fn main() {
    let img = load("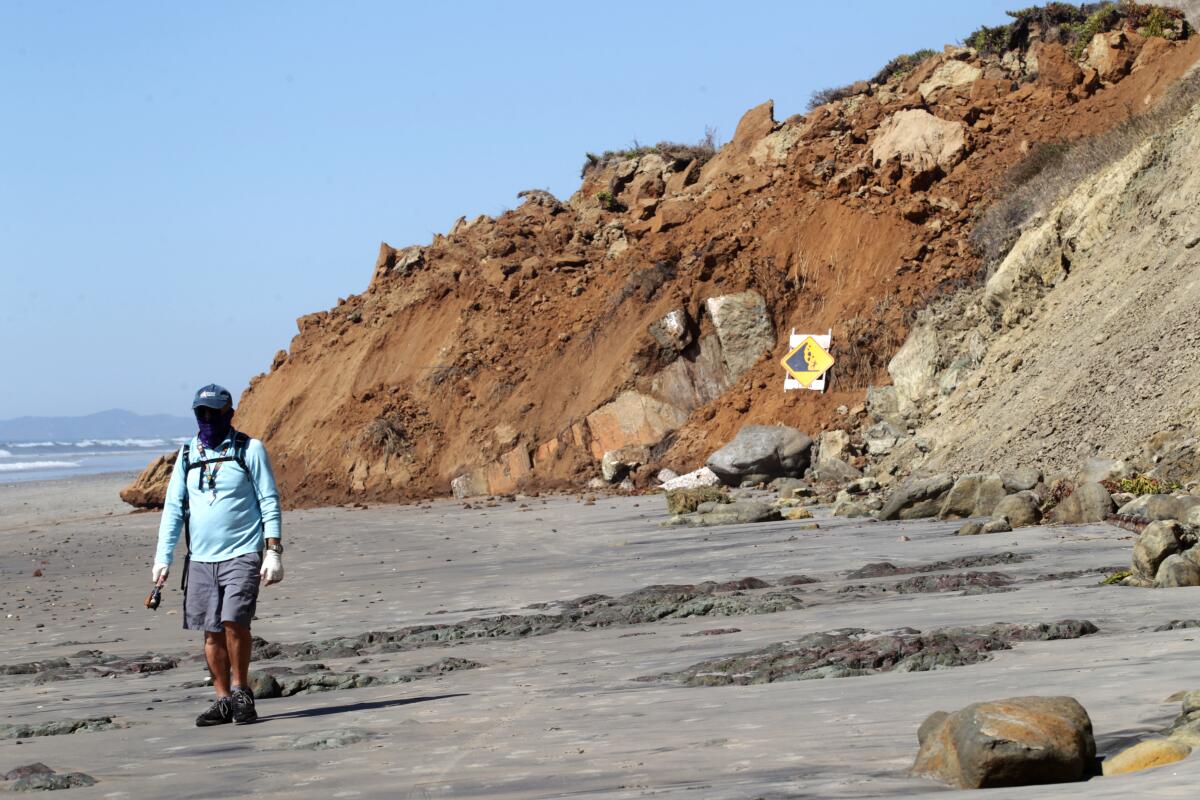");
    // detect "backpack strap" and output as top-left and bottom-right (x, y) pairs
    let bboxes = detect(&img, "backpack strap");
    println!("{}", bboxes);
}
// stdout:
(178, 443), (191, 594)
